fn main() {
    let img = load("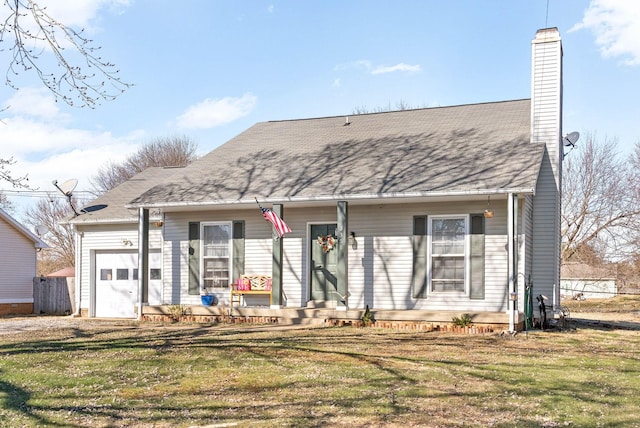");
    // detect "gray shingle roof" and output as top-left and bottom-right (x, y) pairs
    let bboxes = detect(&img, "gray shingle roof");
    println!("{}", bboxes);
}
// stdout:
(72, 166), (184, 223)
(130, 99), (543, 208)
